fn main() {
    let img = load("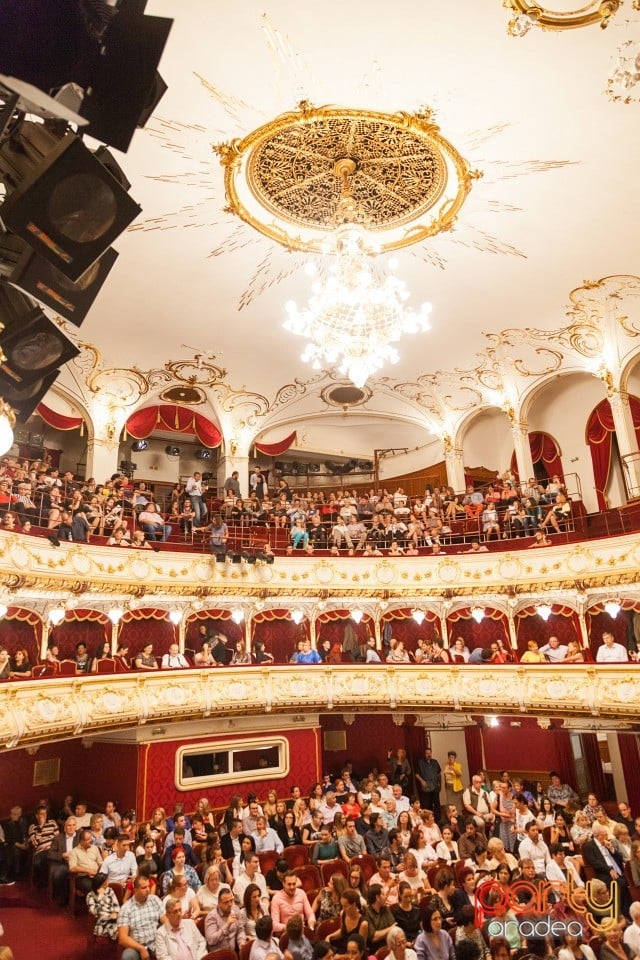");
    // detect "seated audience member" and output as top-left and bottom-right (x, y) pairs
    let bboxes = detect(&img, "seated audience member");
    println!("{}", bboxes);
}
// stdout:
(520, 640), (545, 663)
(596, 631), (629, 662)
(249, 915), (283, 960)
(546, 771), (579, 810)
(363, 883), (397, 949)
(28, 804), (59, 886)
(138, 502), (172, 542)
(161, 643), (190, 669)
(528, 530), (552, 548)
(137, 838), (162, 877)
(195, 865), (231, 917)
(539, 492), (571, 534)
(270, 871), (316, 934)
(117, 873), (165, 960)
(87, 871), (121, 942)
(205, 886), (246, 952)
(134, 643), (159, 671)
(286, 913), (314, 960)
(539, 636), (568, 662)
(102, 835), (138, 884)
(155, 896), (206, 959)
(162, 873), (198, 920)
